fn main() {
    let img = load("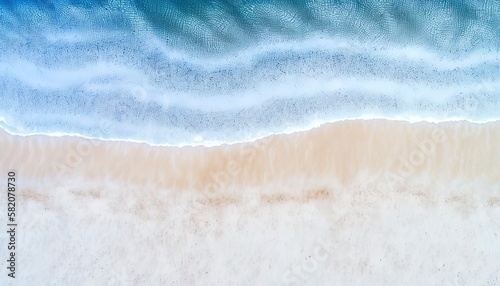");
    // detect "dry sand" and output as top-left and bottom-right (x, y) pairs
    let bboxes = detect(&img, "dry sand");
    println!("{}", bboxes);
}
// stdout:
(0, 119), (499, 285)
